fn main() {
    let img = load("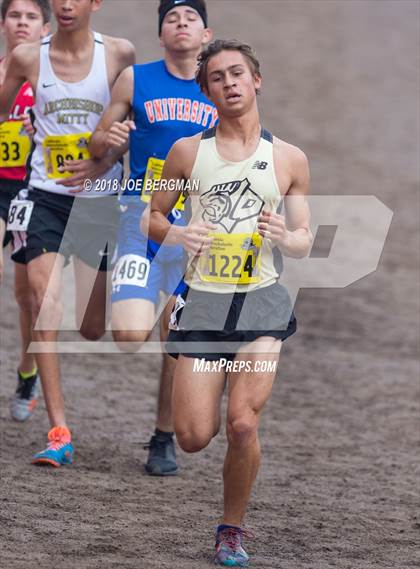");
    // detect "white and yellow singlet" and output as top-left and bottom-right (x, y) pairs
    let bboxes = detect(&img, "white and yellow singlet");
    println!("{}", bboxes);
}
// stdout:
(186, 127), (282, 294)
